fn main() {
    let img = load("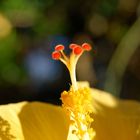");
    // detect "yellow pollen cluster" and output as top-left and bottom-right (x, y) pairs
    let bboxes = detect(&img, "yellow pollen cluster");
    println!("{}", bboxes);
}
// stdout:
(61, 87), (94, 139)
